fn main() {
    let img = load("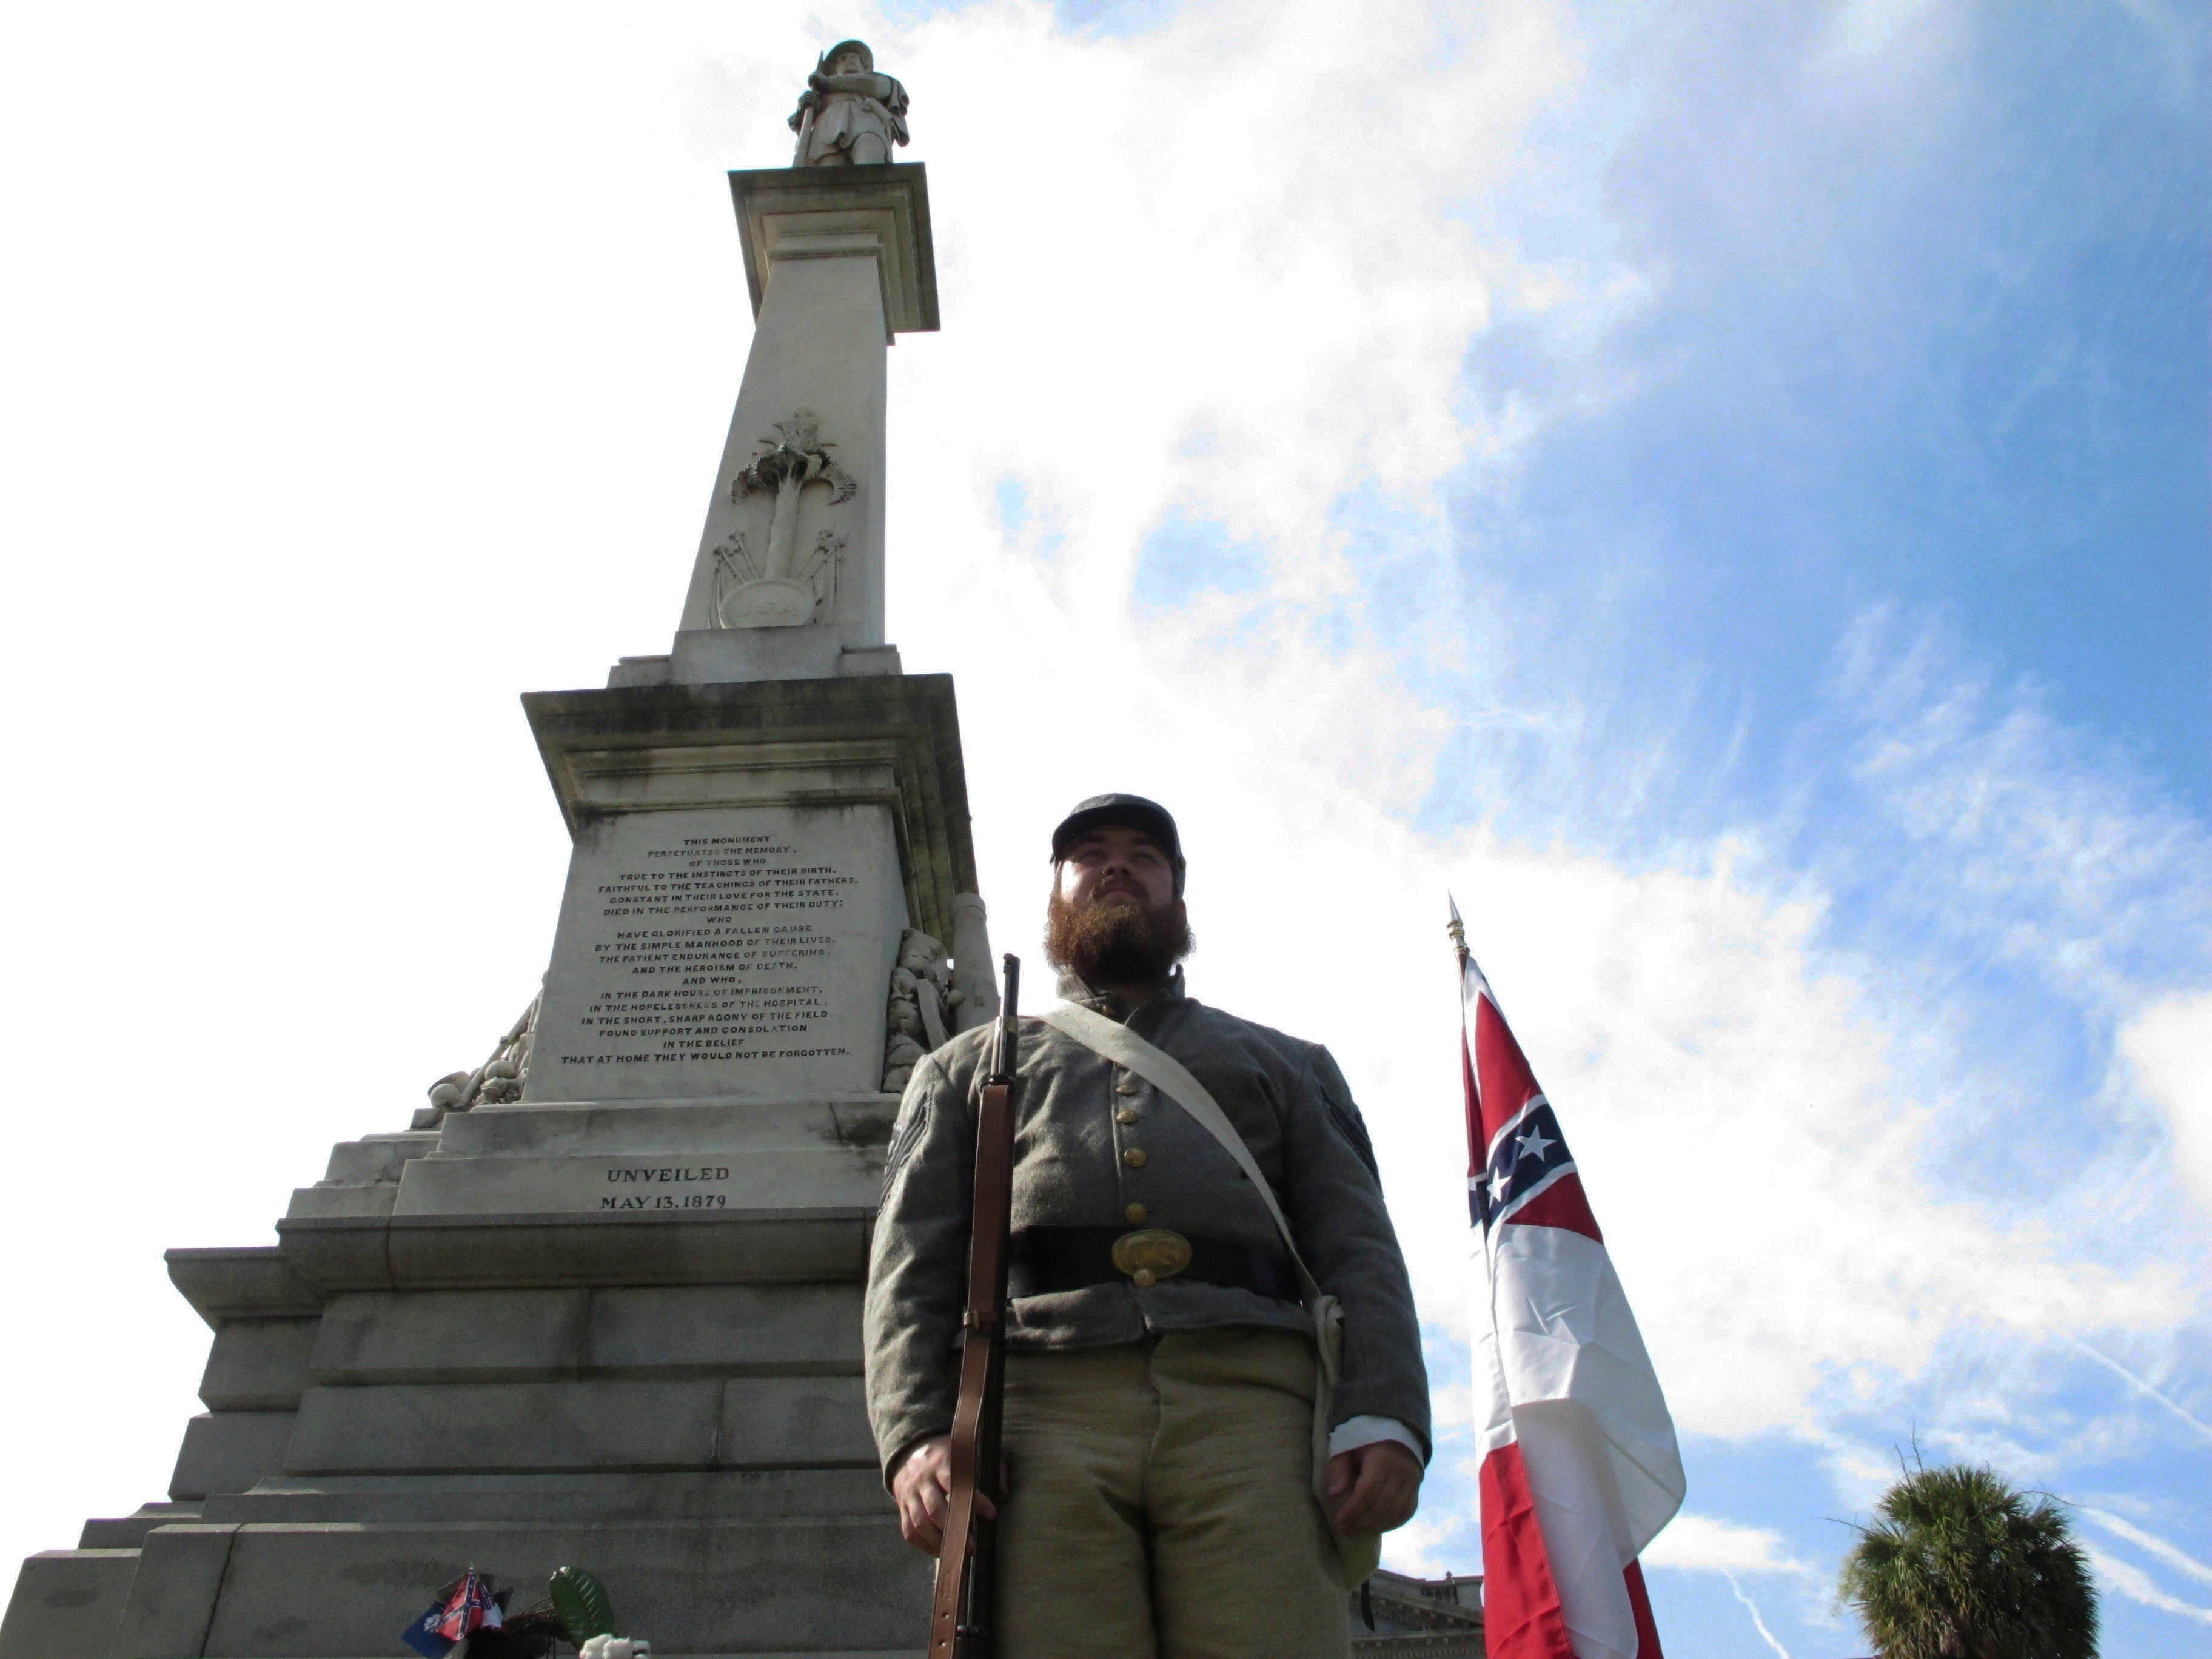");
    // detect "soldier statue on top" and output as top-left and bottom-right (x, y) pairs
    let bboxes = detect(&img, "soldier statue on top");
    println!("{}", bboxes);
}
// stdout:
(866, 794), (1430, 1658)
(789, 39), (910, 167)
